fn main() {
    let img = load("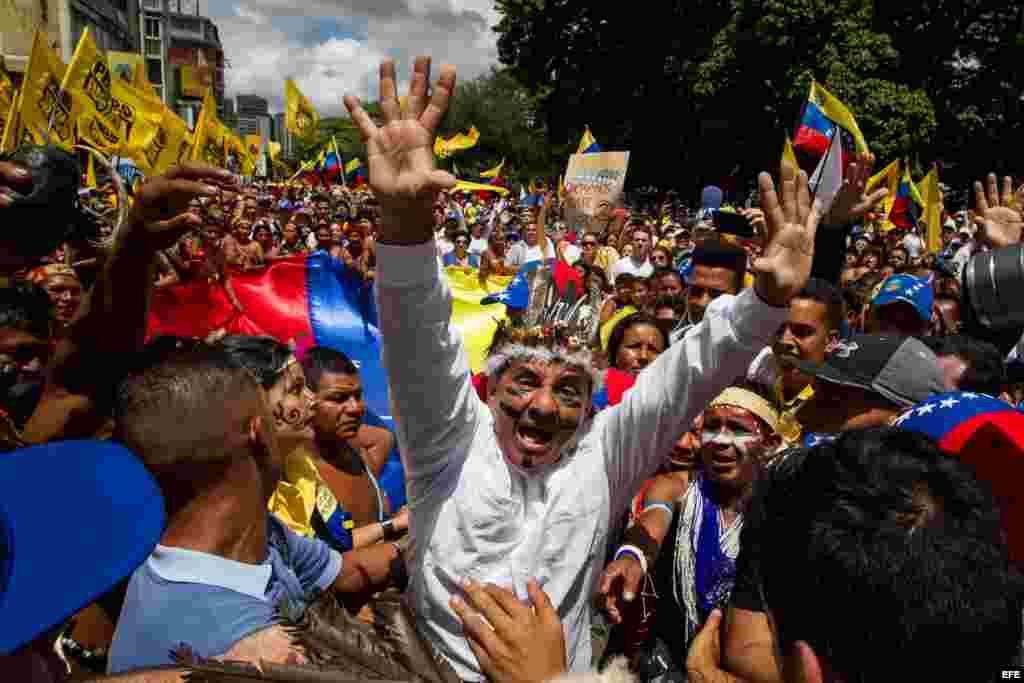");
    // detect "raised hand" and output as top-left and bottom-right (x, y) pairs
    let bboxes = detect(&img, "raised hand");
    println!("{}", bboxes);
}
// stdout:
(974, 174), (1023, 250)
(753, 161), (819, 307)
(823, 153), (888, 227)
(596, 556), (645, 624)
(450, 578), (566, 683)
(127, 163), (239, 251)
(344, 57), (458, 244)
